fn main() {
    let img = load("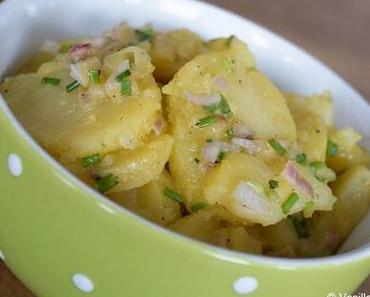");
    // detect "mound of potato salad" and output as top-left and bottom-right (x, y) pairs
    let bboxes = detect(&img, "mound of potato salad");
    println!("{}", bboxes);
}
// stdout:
(2, 24), (370, 257)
